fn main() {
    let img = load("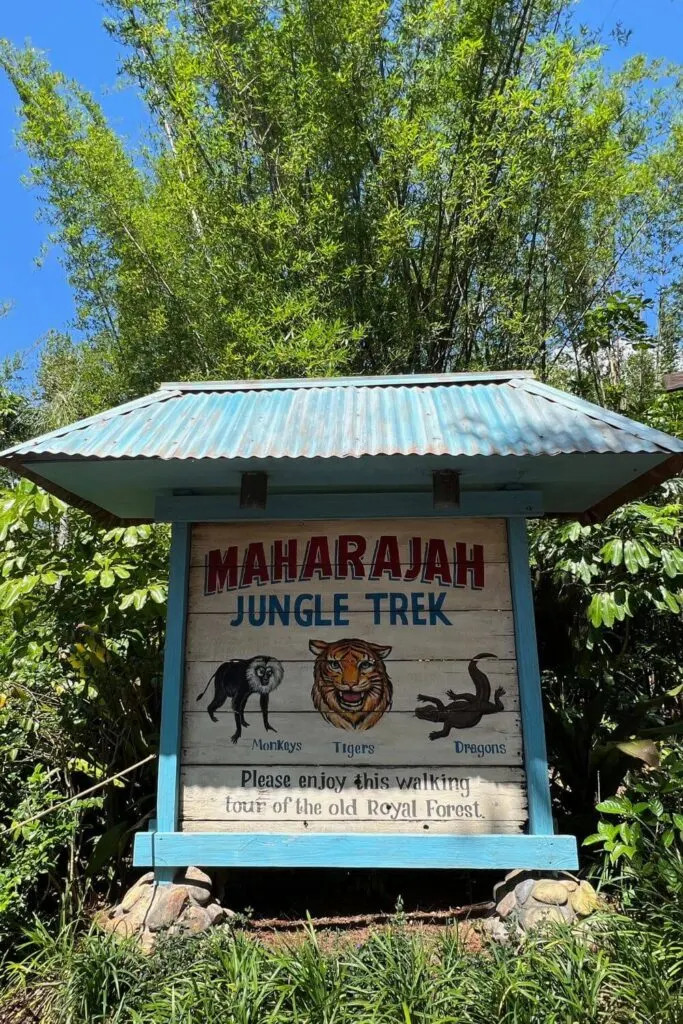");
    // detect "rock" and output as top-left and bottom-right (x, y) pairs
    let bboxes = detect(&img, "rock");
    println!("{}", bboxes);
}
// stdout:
(521, 904), (566, 930)
(182, 905), (211, 935)
(92, 868), (231, 950)
(133, 871), (155, 888)
(111, 916), (138, 939)
(569, 881), (601, 917)
(178, 866), (212, 888)
(187, 886), (212, 905)
(492, 869), (523, 904)
(121, 885), (146, 913)
(532, 880), (569, 906)
(174, 867), (213, 905)
(139, 930), (157, 955)
(93, 908), (116, 932)
(181, 882), (212, 905)
(206, 903), (228, 925)
(124, 885), (155, 932)
(482, 916), (511, 945)
(147, 885), (189, 932)
(496, 891), (517, 920)
(514, 878), (535, 906)
(488, 870), (607, 942)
